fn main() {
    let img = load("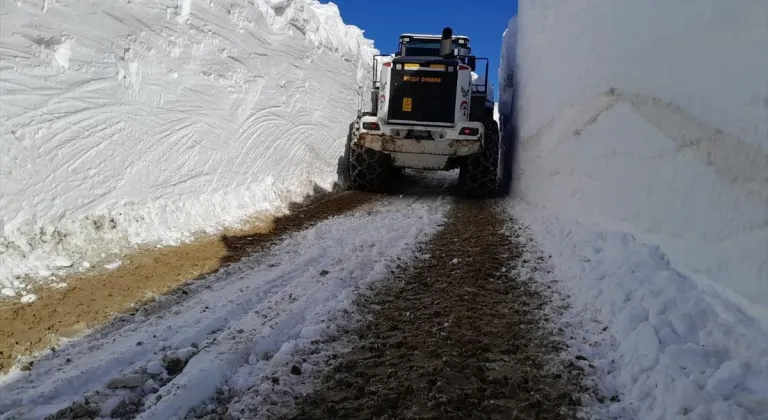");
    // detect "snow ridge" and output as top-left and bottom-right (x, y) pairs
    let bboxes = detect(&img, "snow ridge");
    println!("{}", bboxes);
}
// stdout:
(0, 0), (378, 293)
